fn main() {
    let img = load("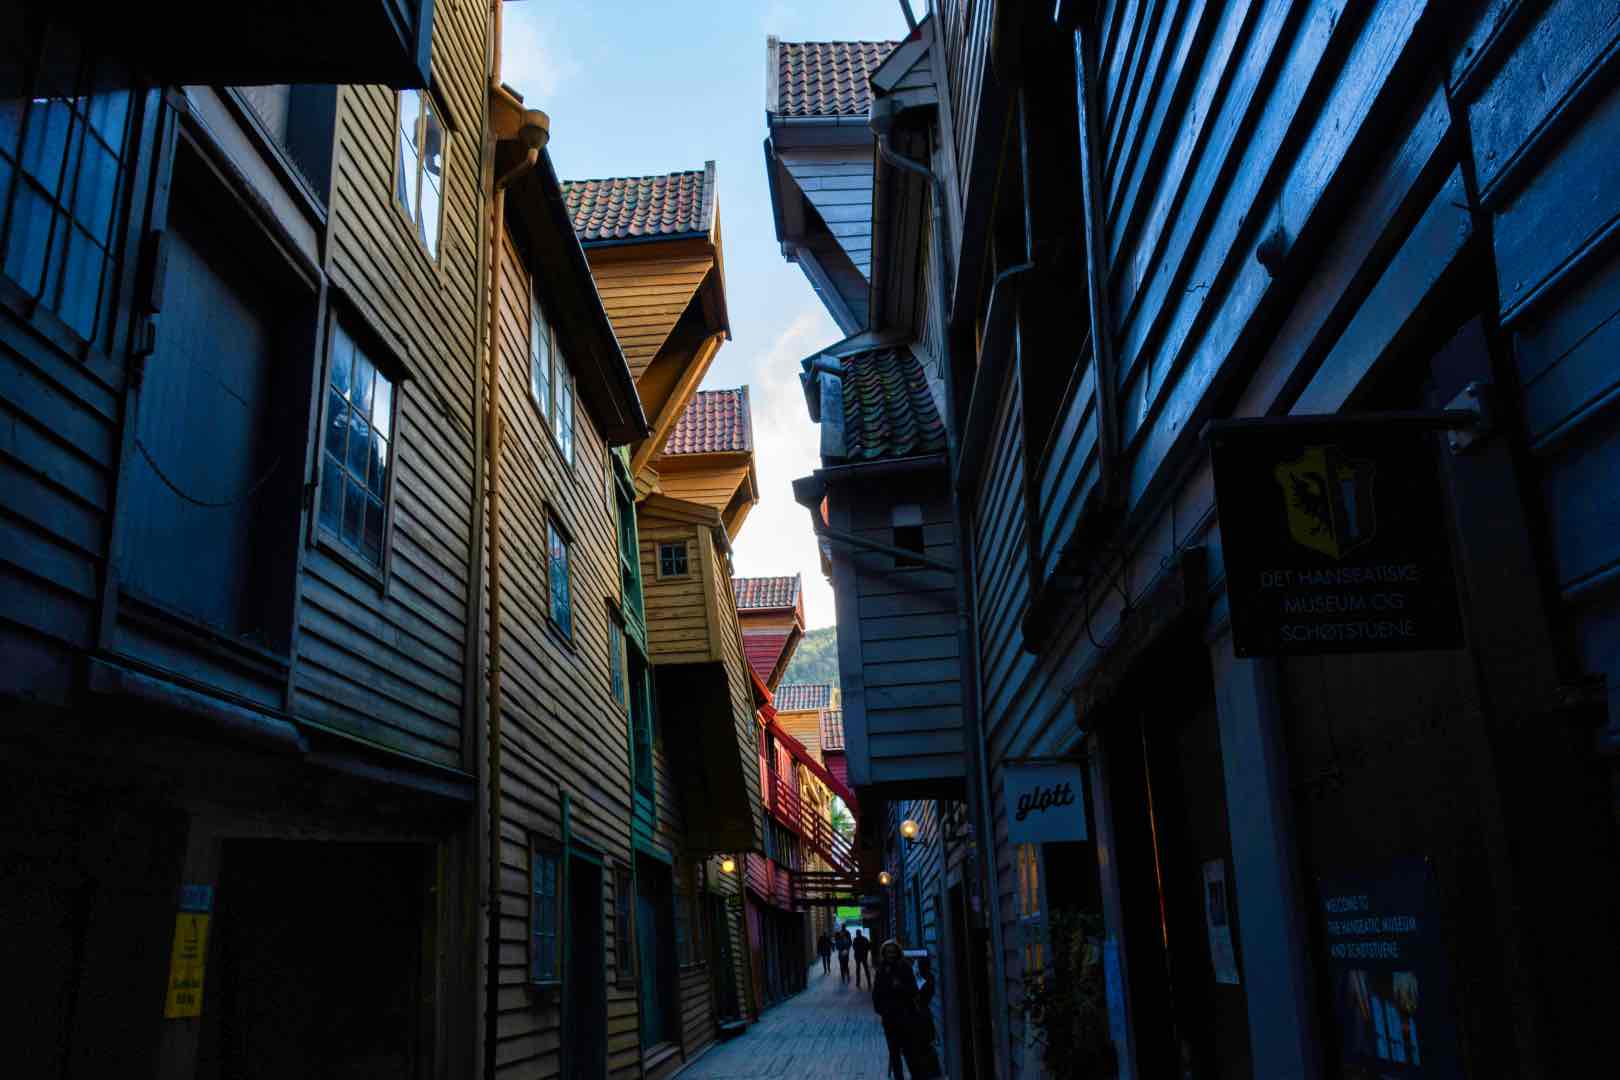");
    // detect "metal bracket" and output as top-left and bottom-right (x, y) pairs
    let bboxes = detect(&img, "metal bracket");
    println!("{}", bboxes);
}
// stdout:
(1445, 381), (1493, 454)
